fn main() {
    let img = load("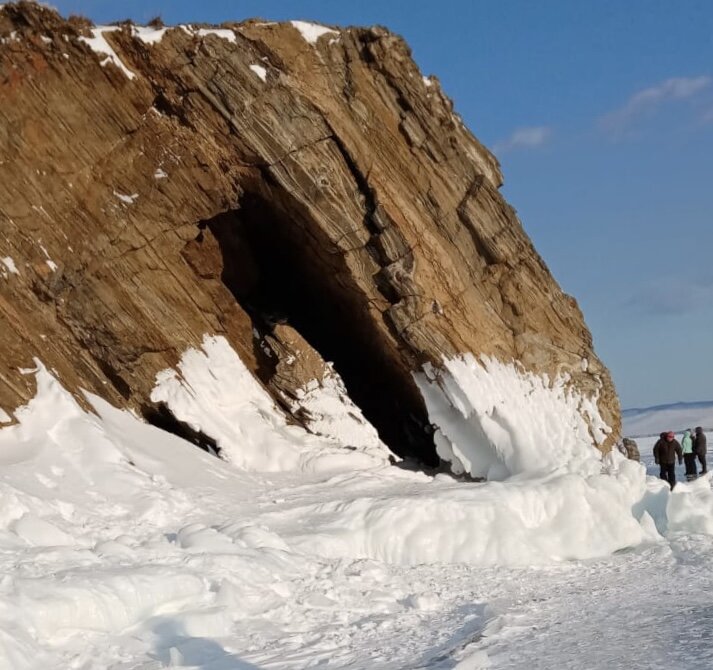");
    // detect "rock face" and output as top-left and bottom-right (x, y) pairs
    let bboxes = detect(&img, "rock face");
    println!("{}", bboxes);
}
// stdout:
(0, 3), (620, 464)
